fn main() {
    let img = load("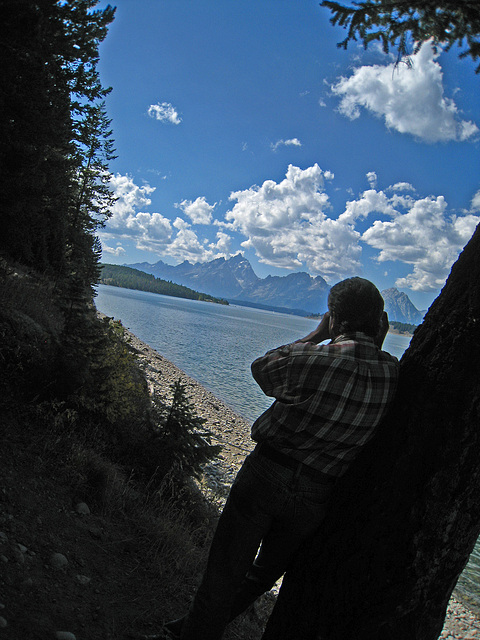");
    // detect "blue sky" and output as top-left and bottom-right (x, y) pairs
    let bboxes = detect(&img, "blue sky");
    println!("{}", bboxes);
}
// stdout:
(97, 0), (480, 310)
